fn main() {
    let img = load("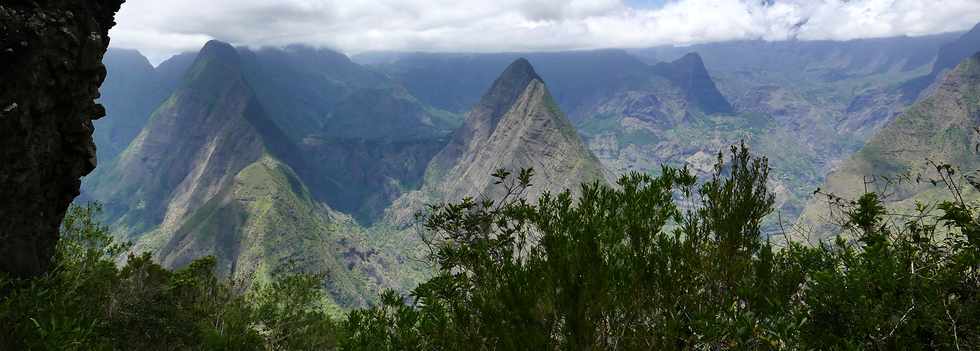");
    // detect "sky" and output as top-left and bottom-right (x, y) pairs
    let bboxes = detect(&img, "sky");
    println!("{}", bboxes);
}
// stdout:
(109, 0), (980, 65)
